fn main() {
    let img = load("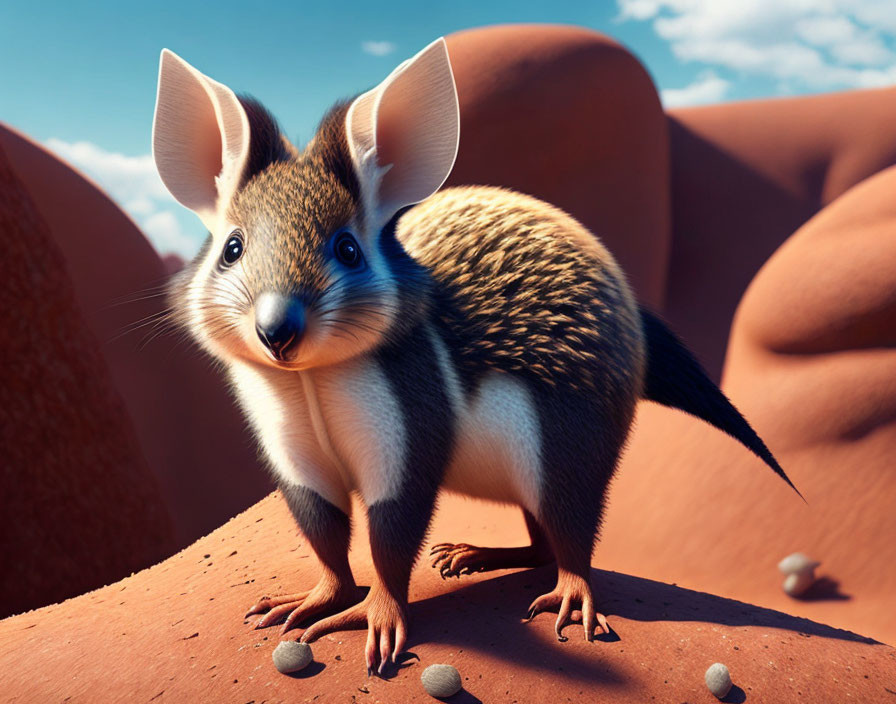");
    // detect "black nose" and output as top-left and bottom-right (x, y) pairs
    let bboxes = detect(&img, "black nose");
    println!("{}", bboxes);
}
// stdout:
(255, 293), (305, 360)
